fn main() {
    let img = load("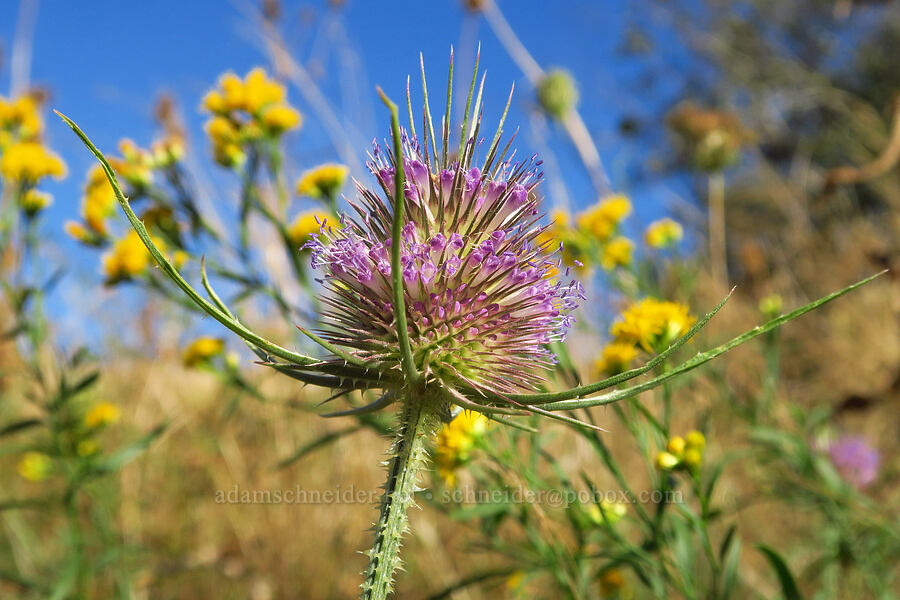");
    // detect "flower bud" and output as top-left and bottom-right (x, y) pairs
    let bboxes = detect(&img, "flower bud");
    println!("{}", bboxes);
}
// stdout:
(536, 69), (578, 120)
(656, 451), (679, 471)
(667, 436), (686, 457)
(759, 294), (783, 319)
(20, 189), (52, 217)
(18, 452), (52, 482)
(685, 430), (706, 451)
